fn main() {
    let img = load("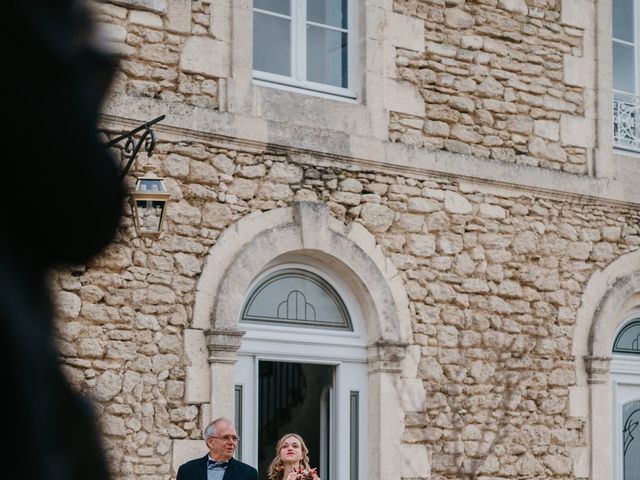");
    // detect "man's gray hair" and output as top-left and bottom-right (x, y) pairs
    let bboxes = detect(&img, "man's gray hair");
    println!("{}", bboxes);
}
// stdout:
(203, 417), (233, 441)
